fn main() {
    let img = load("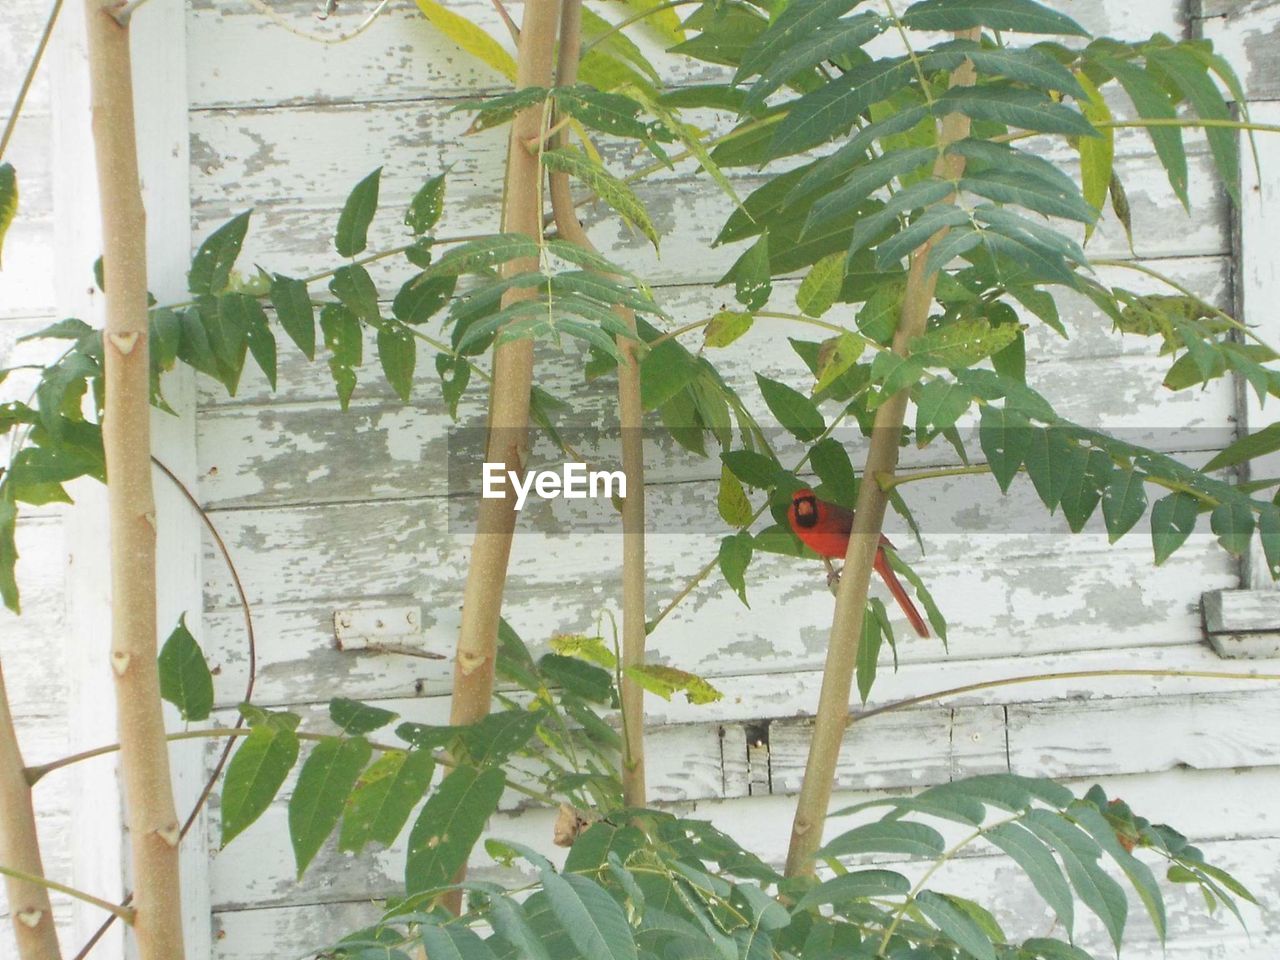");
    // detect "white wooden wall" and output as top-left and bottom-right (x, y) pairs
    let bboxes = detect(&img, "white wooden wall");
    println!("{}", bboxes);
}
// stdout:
(4, 0), (1280, 958)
